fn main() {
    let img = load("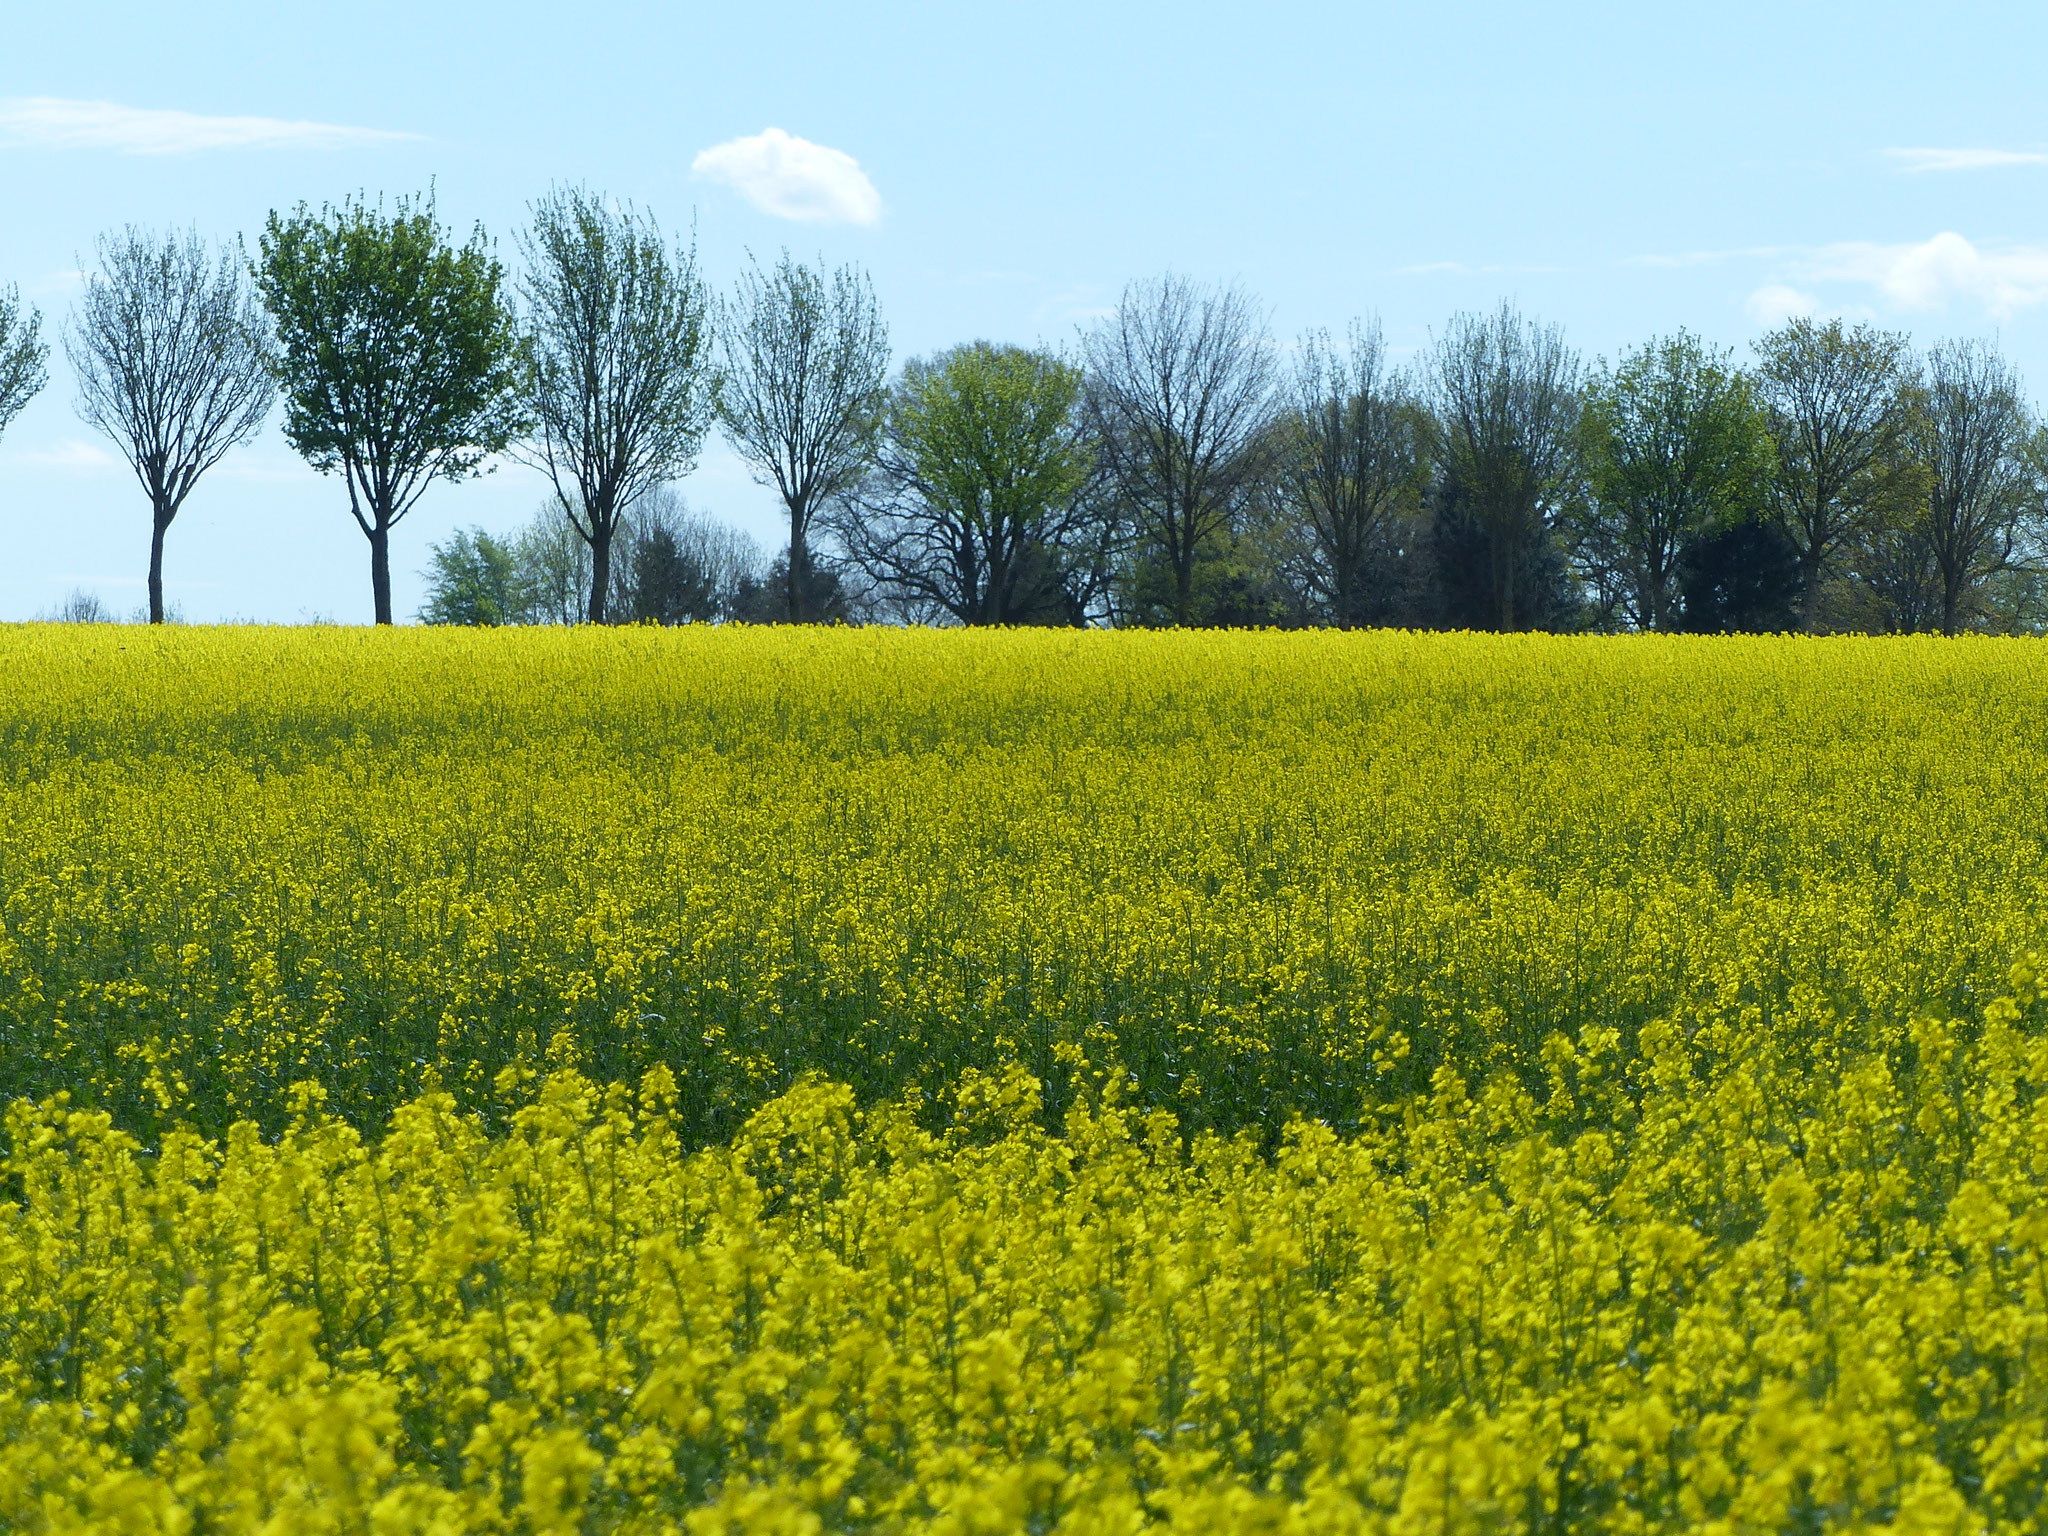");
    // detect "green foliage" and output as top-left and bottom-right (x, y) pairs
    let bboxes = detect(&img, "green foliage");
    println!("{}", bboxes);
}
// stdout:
(895, 344), (1090, 534)
(1751, 316), (1915, 627)
(1428, 303), (1585, 630)
(1113, 521), (1304, 628)
(1578, 330), (1775, 630)
(0, 282), (48, 436)
(255, 192), (528, 622)
(256, 192), (527, 498)
(846, 342), (1096, 624)
(624, 526), (717, 624)
(418, 526), (521, 626)
(1674, 518), (1802, 632)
